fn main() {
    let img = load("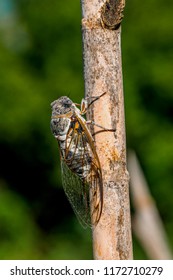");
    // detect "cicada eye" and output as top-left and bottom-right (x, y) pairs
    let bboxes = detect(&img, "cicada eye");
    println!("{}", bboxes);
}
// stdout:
(64, 99), (72, 108)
